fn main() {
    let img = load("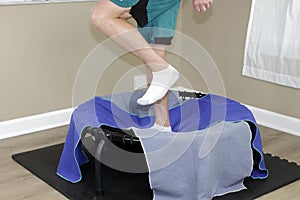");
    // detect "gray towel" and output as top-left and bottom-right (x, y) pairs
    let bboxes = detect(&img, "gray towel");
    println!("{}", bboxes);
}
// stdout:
(134, 121), (253, 200)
